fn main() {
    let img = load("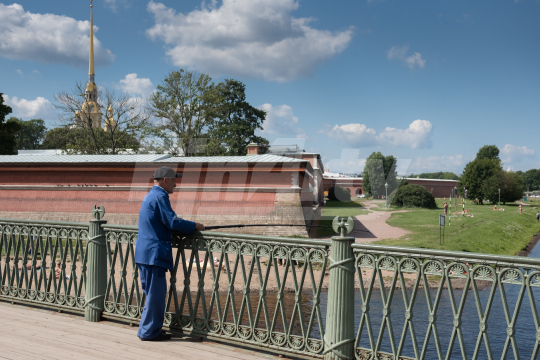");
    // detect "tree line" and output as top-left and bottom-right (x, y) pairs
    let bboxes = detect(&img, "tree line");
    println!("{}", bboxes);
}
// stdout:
(0, 69), (268, 156)
(357, 144), (531, 205)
